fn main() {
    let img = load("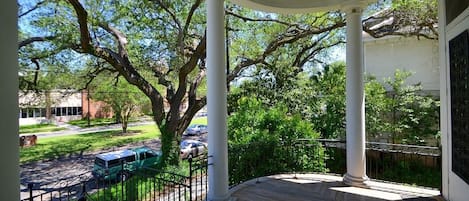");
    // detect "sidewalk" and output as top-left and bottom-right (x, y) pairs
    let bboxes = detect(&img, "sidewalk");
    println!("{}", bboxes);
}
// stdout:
(20, 120), (155, 138)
